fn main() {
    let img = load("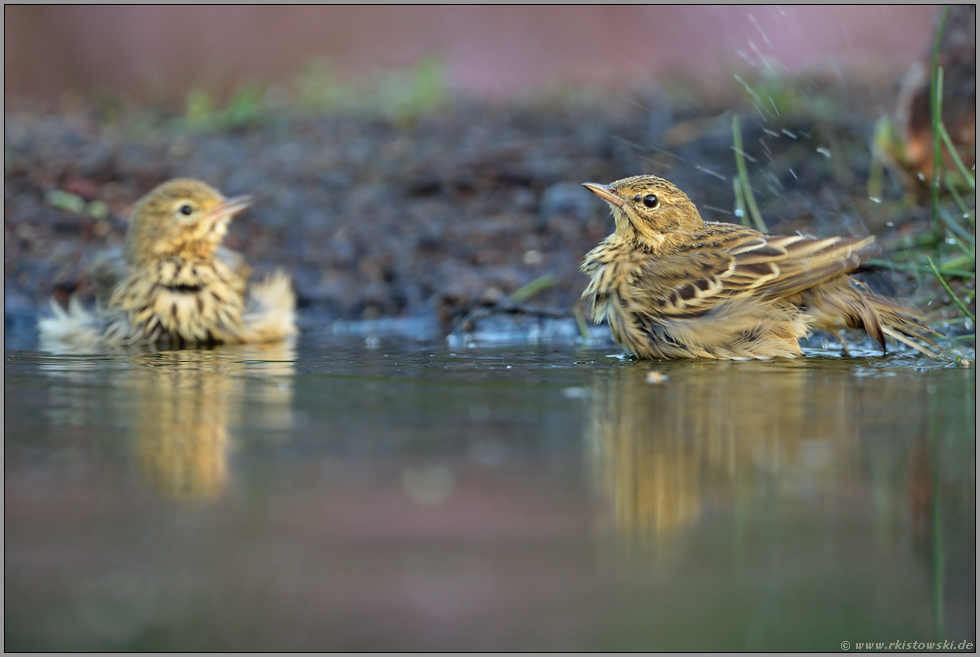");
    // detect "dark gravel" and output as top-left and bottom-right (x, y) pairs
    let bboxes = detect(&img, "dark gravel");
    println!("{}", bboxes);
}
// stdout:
(4, 78), (973, 338)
